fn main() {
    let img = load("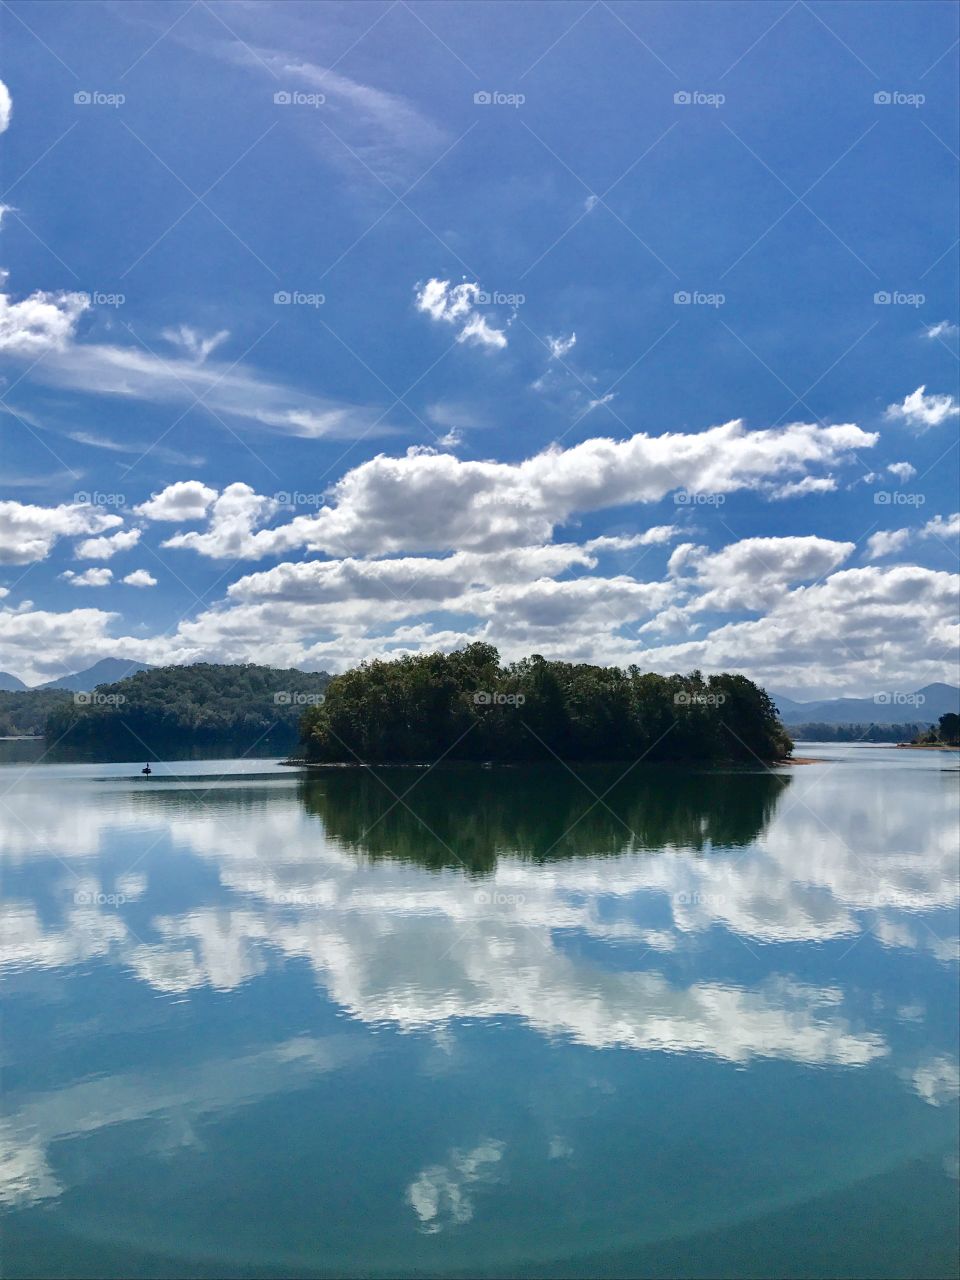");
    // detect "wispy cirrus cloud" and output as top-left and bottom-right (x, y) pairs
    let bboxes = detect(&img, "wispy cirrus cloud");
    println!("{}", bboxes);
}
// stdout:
(0, 286), (397, 441)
